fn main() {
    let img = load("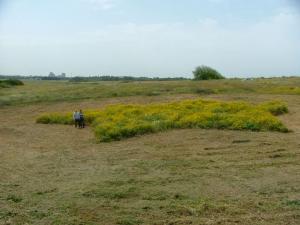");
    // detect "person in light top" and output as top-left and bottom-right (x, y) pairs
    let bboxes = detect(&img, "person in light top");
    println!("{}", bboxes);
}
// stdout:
(73, 110), (80, 128)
